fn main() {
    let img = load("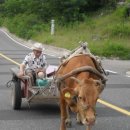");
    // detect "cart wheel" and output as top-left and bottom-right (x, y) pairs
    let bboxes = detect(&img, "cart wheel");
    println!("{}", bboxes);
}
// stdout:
(11, 79), (22, 110)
